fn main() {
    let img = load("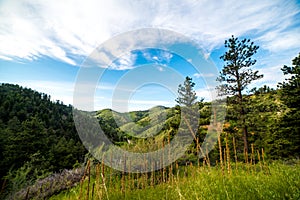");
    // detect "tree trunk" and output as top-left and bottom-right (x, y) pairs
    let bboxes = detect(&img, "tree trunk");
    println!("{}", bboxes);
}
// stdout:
(236, 71), (249, 160)
(241, 103), (249, 162)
